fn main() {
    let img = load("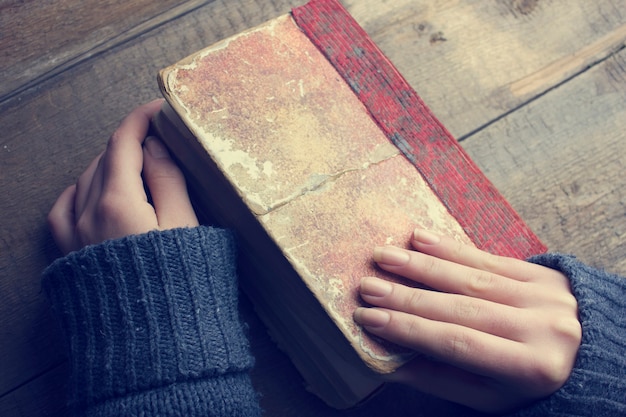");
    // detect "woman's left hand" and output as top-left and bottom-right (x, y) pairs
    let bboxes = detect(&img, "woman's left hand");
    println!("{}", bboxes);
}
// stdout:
(354, 229), (581, 413)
